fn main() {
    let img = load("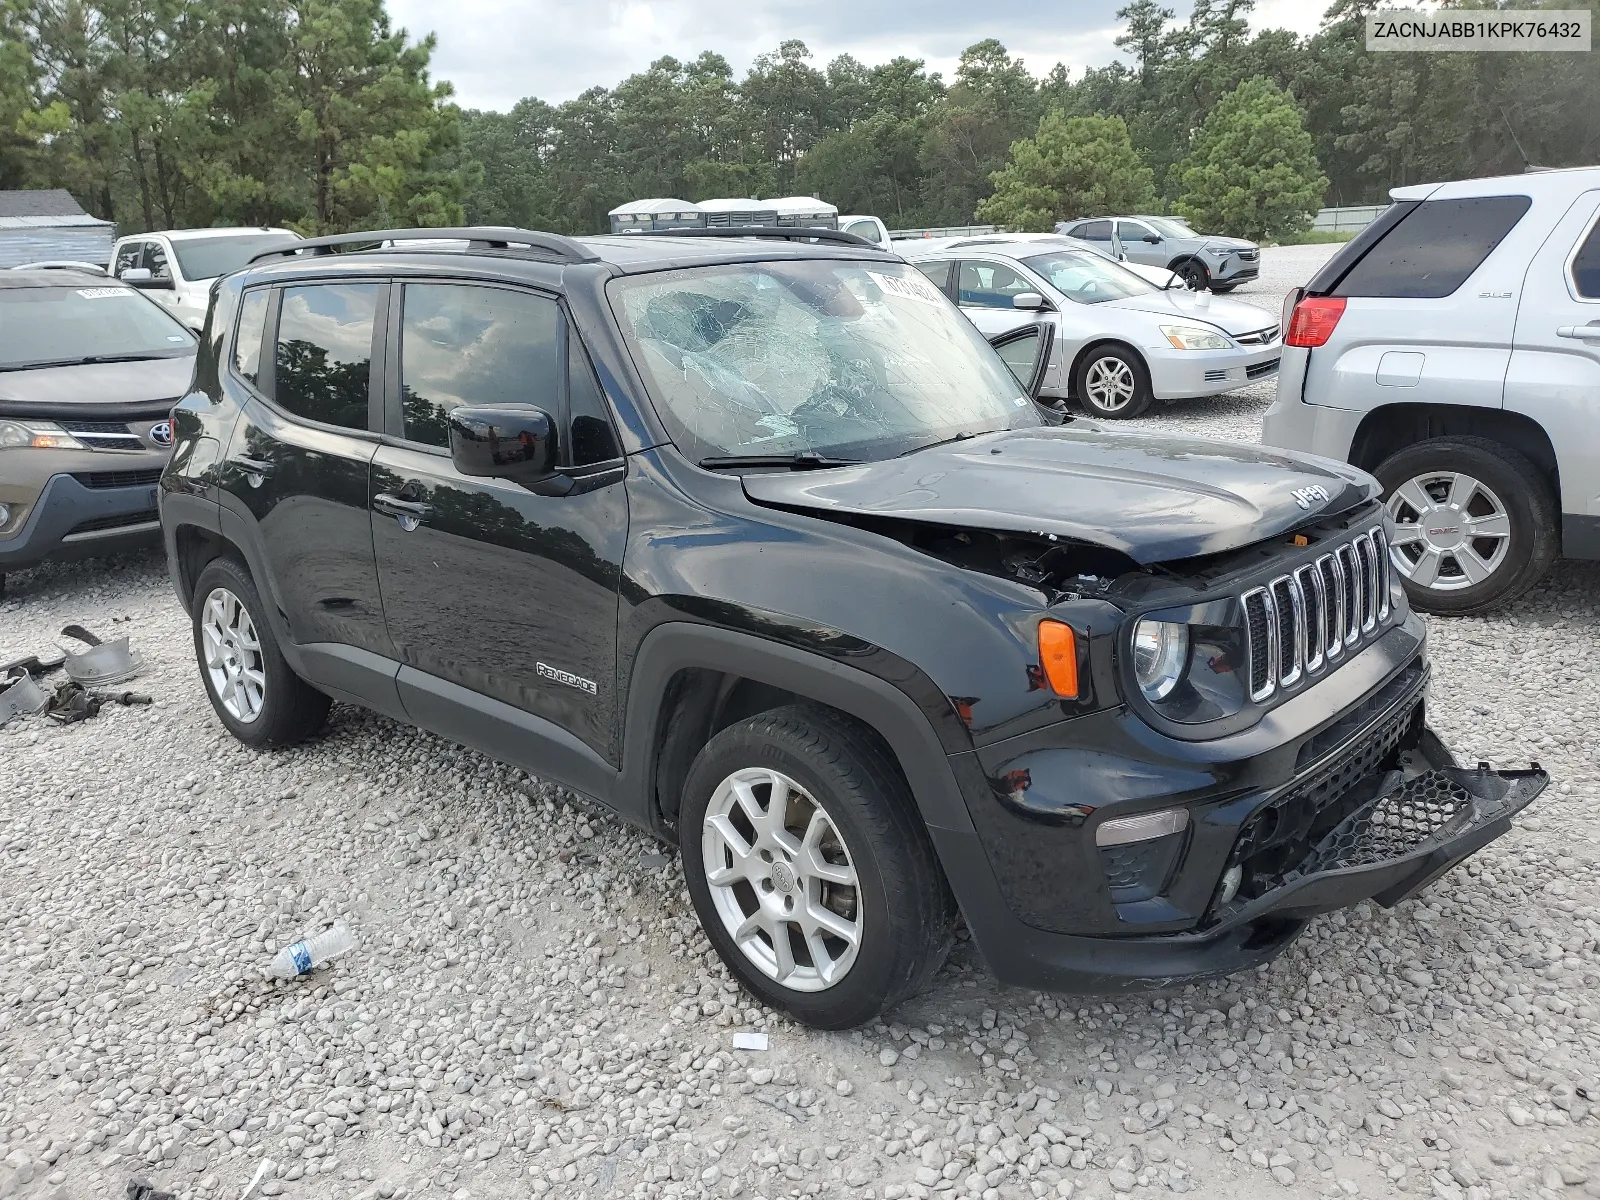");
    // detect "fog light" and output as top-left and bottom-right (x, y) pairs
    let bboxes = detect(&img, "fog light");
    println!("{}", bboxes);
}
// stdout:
(0, 503), (10, 528)
(1095, 807), (1190, 847)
